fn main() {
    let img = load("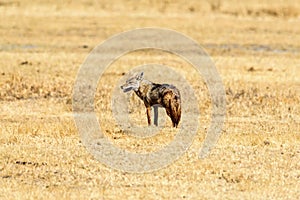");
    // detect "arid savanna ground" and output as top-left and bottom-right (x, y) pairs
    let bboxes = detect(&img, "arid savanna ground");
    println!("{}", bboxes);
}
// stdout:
(0, 0), (299, 199)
